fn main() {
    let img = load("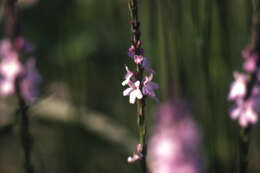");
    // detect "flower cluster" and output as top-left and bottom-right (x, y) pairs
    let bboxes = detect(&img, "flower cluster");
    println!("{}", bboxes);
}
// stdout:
(147, 100), (203, 173)
(228, 46), (260, 127)
(0, 38), (41, 105)
(122, 43), (159, 104)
